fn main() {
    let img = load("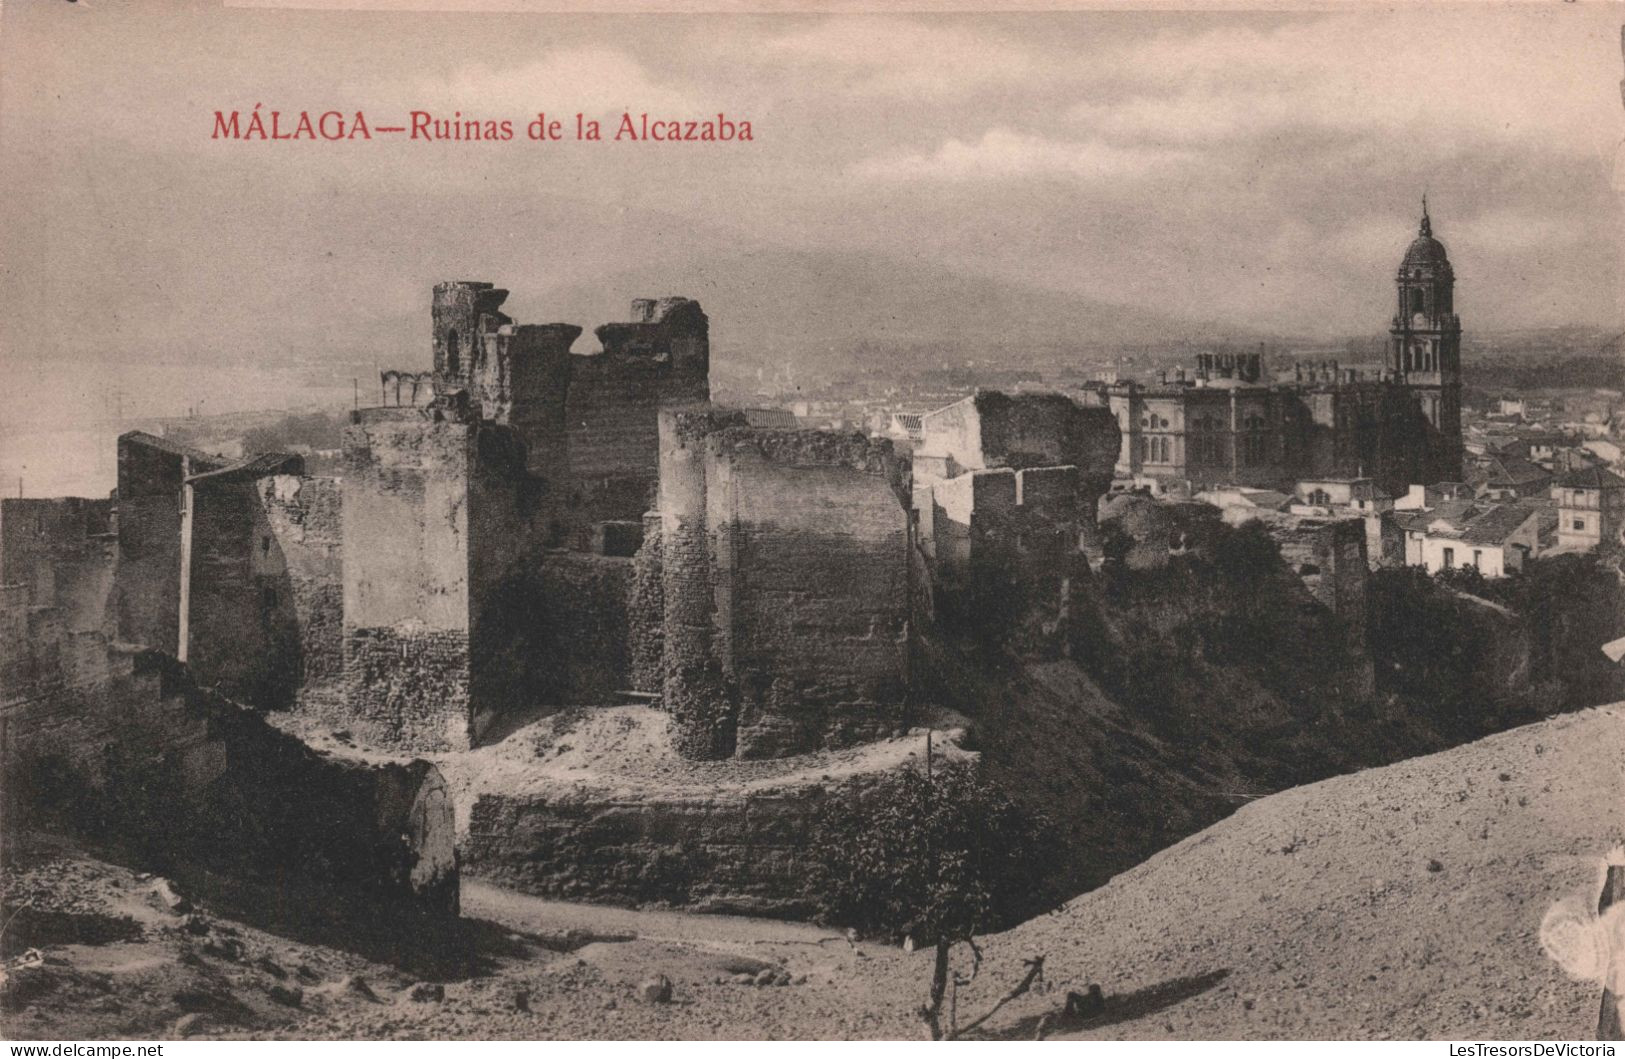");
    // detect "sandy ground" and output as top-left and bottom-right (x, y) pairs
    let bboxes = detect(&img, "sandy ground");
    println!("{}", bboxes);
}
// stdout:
(951, 703), (1625, 1040)
(4, 704), (1620, 1040)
